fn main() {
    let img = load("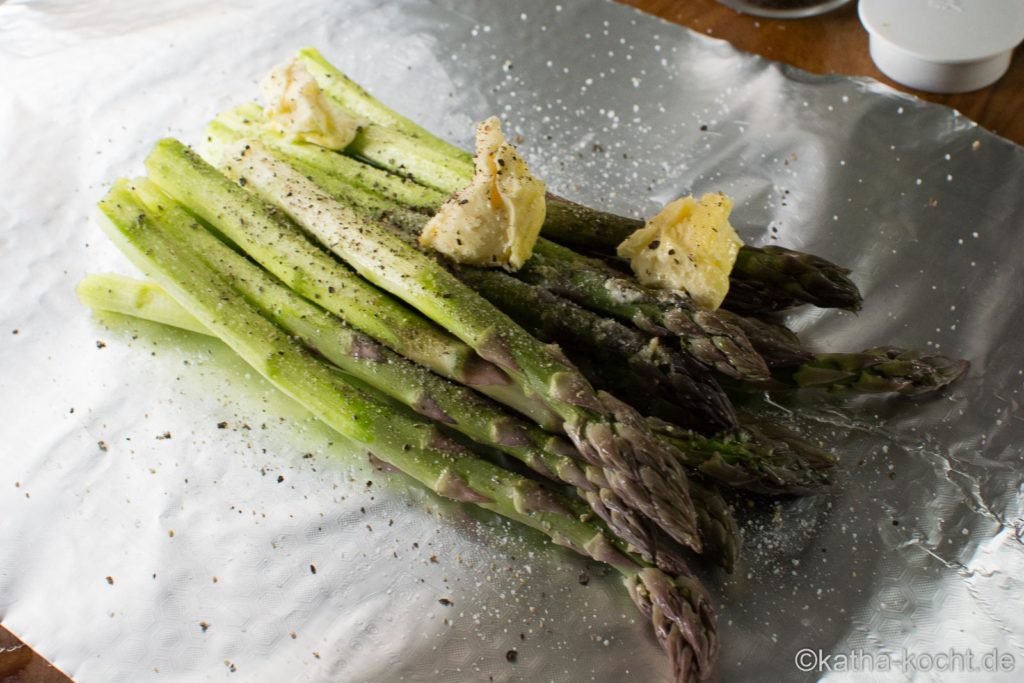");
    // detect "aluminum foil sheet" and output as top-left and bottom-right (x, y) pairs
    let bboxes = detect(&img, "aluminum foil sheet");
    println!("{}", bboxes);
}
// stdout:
(2, 0), (1023, 681)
